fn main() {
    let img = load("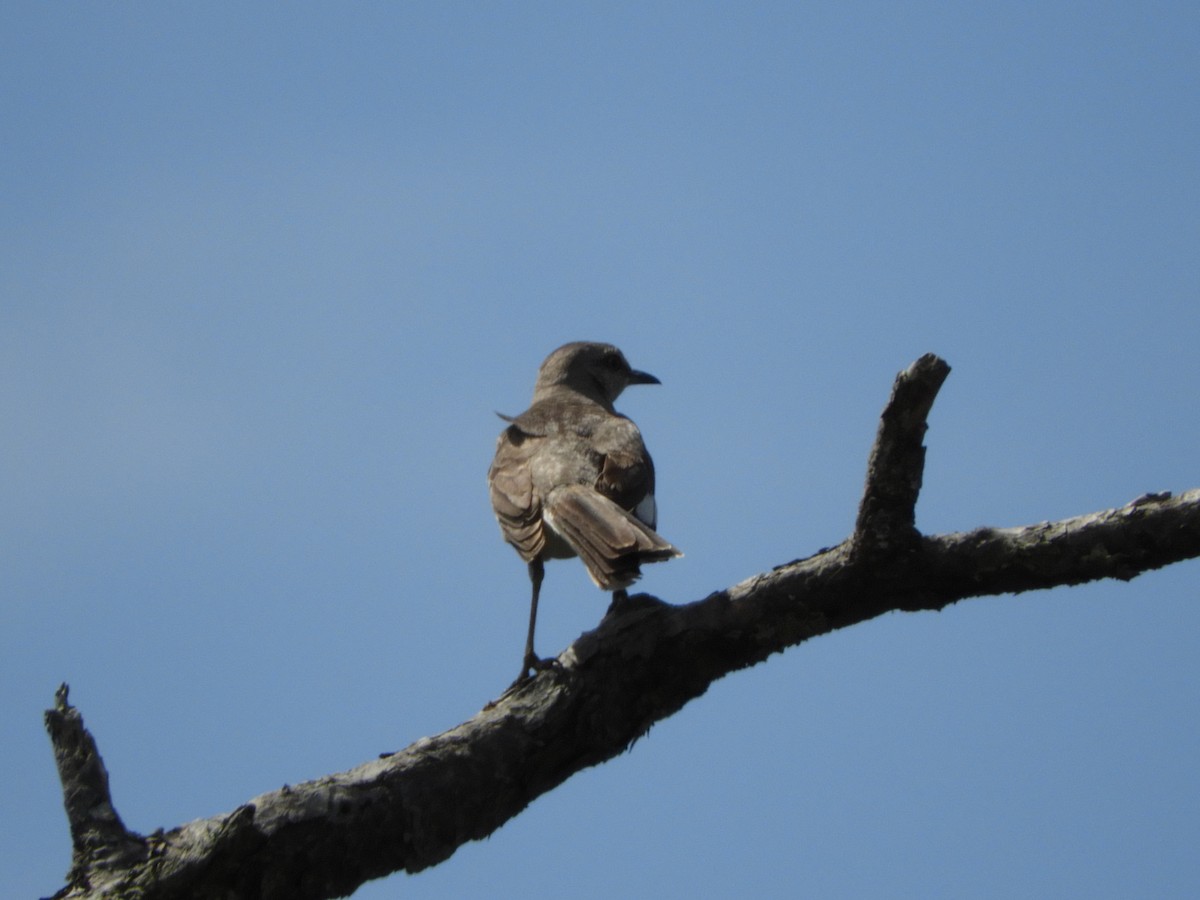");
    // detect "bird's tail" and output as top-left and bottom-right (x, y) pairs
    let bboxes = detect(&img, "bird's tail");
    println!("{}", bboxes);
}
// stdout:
(543, 484), (681, 590)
